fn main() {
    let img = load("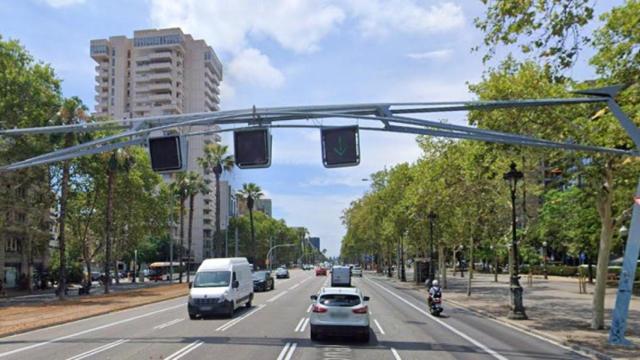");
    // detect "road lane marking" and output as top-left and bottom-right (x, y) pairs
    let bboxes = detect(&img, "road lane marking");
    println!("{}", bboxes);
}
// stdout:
(373, 319), (386, 335)
(306, 304), (313, 313)
(165, 340), (203, 360)
(0, 303), (183, 358)
(390, 347), (402, 360)
(153, 318), (184, 330)
(277, 342), (291, 360)
(277, 342), (297, 360)
(216, 304), (266, 331)
(65, 339), (129, 360)
(267, 290), (288, 303)
(366, 279), (508, 360)
(299, 318), (310, 332)
(294, 317), (306, 332)
(289, 283), (300, 290)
